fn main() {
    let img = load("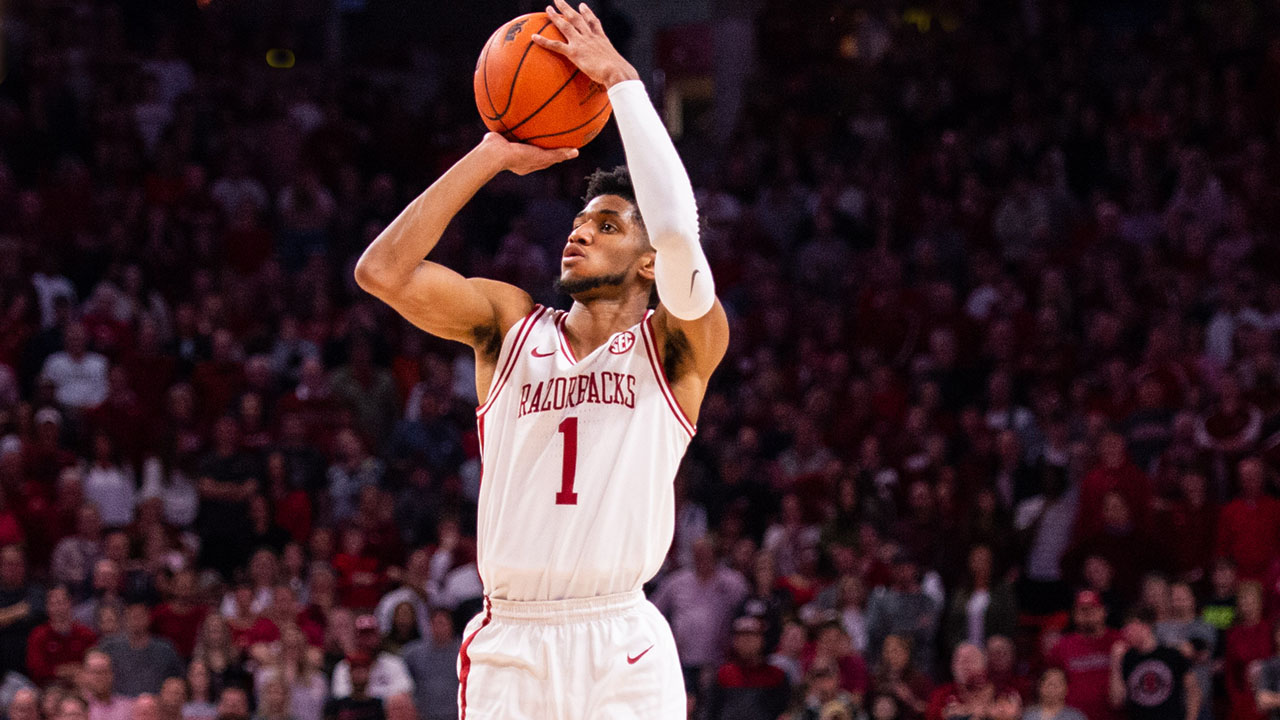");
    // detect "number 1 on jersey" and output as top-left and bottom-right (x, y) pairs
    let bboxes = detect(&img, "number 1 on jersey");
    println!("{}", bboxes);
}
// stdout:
(555, 416), (579, 505)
